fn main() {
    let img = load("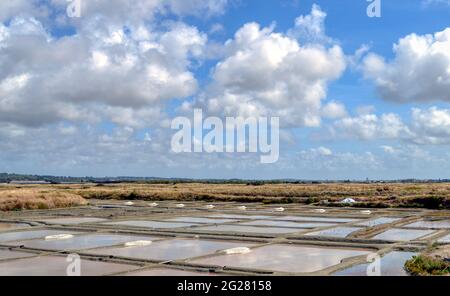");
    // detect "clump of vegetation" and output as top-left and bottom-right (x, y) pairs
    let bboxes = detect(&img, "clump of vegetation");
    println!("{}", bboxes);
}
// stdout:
(70, 183), (450, 209)
(305, 197), (318, 204)
(351, 202), (390, 208)
(0, 189), (87, 211)
(403, 196), (448, 209)
(405, 255), (450, 276)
